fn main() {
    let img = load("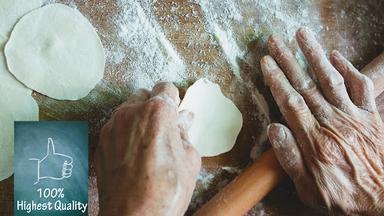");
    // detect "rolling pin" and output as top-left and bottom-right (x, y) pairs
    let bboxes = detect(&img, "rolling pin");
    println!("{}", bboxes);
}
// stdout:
(193, 53), (384, 216)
